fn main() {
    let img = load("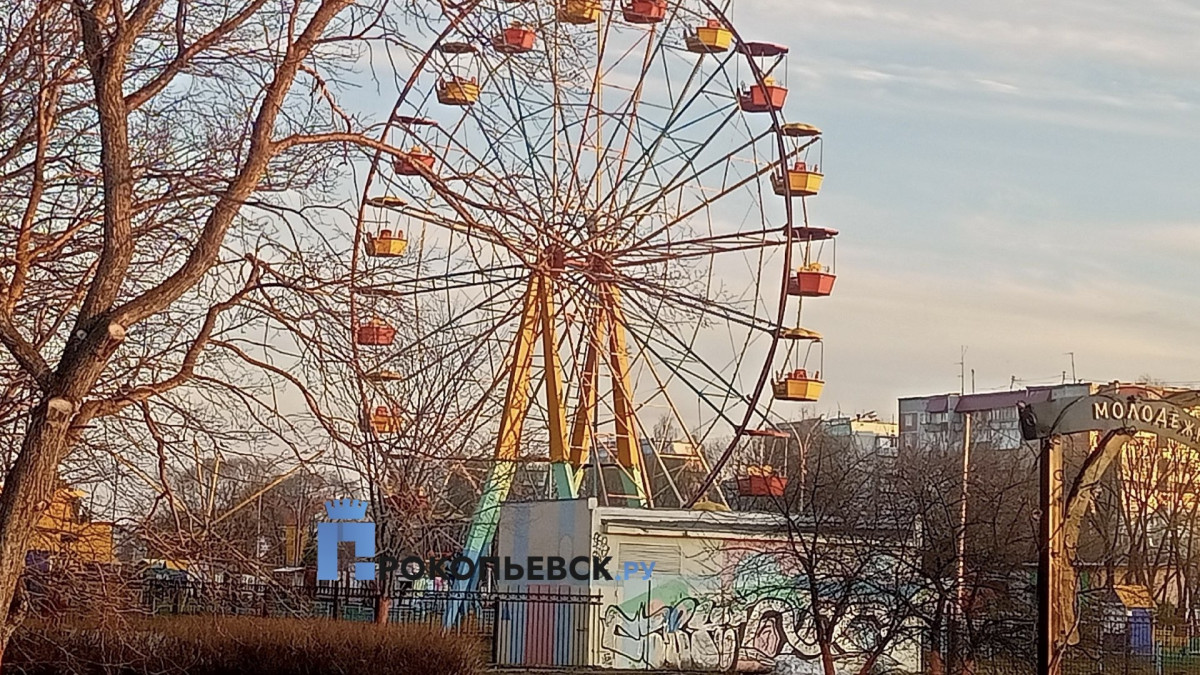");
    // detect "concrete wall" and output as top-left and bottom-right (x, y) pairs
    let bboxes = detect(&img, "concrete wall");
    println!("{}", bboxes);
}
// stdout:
(497, 501), (921, 673)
